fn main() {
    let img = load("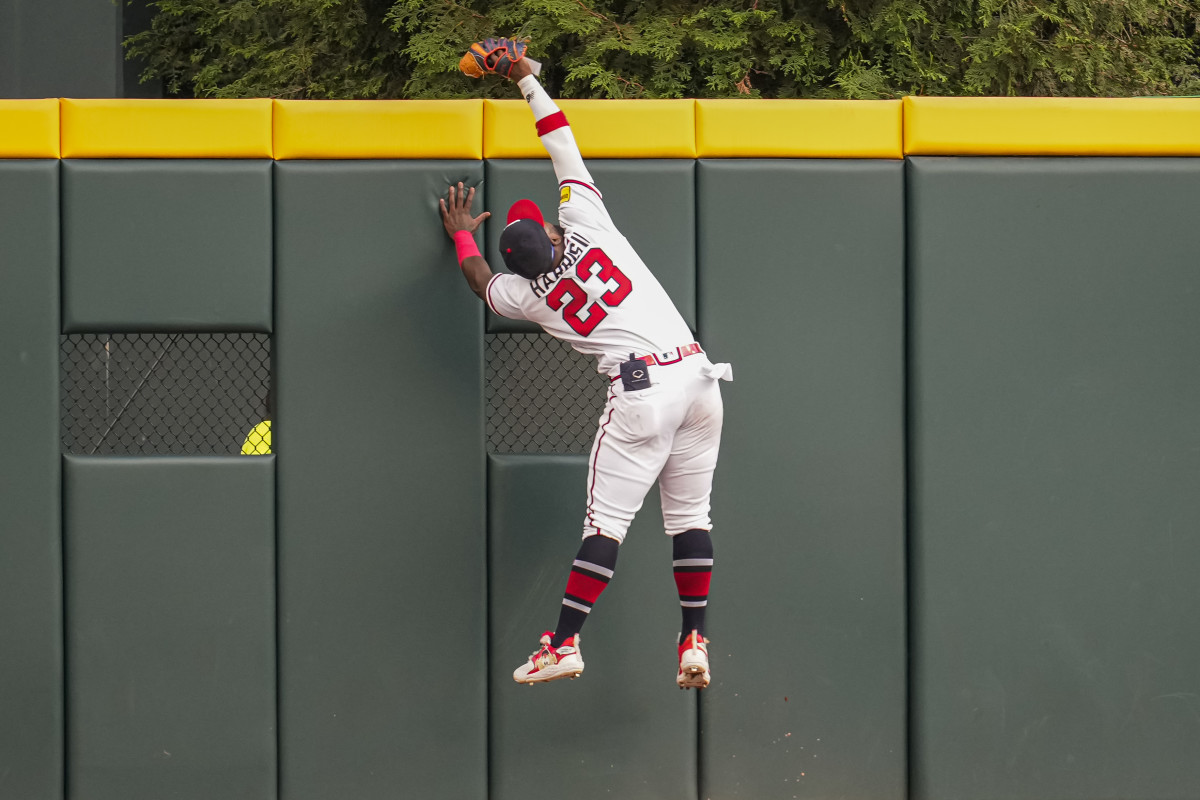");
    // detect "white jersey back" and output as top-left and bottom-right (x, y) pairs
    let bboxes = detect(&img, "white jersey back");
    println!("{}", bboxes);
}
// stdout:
(485, 178), (693, 377)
